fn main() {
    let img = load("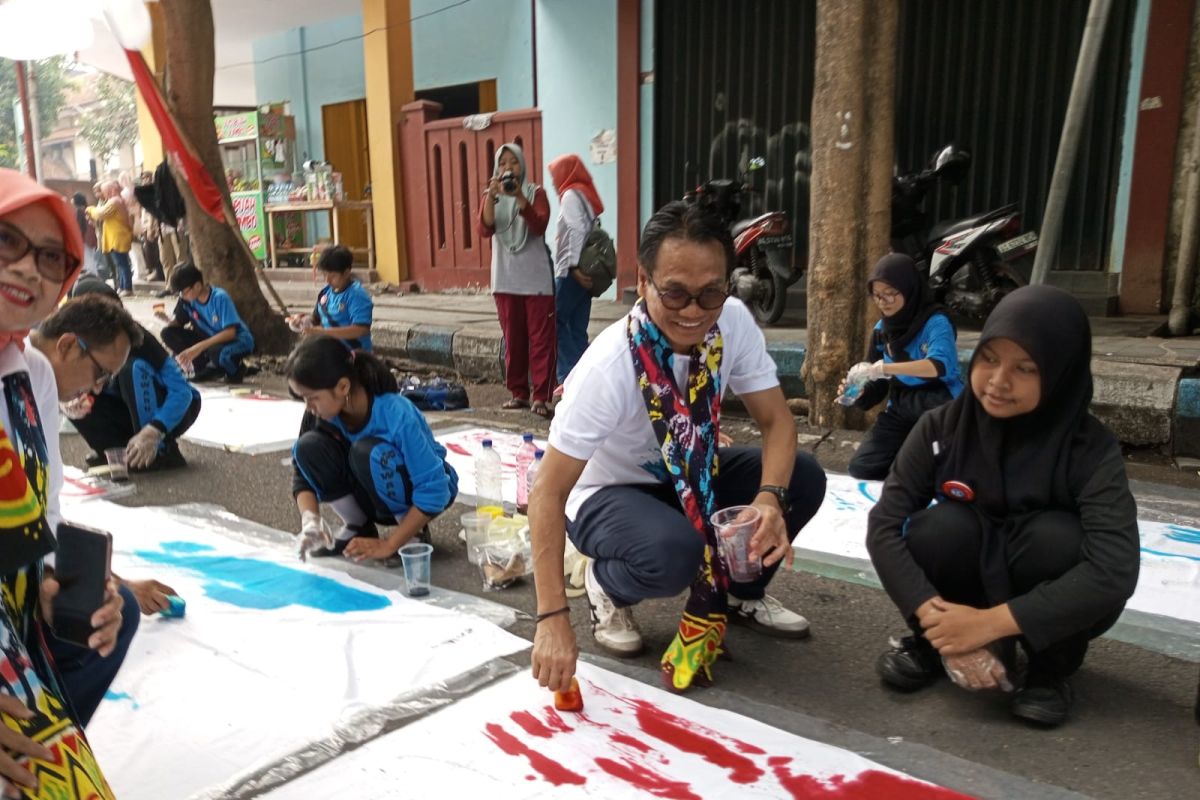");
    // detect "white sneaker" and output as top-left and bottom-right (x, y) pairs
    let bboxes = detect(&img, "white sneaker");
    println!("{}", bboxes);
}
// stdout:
(584, 561), (643, 656)
(728, 594), (811, 639)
